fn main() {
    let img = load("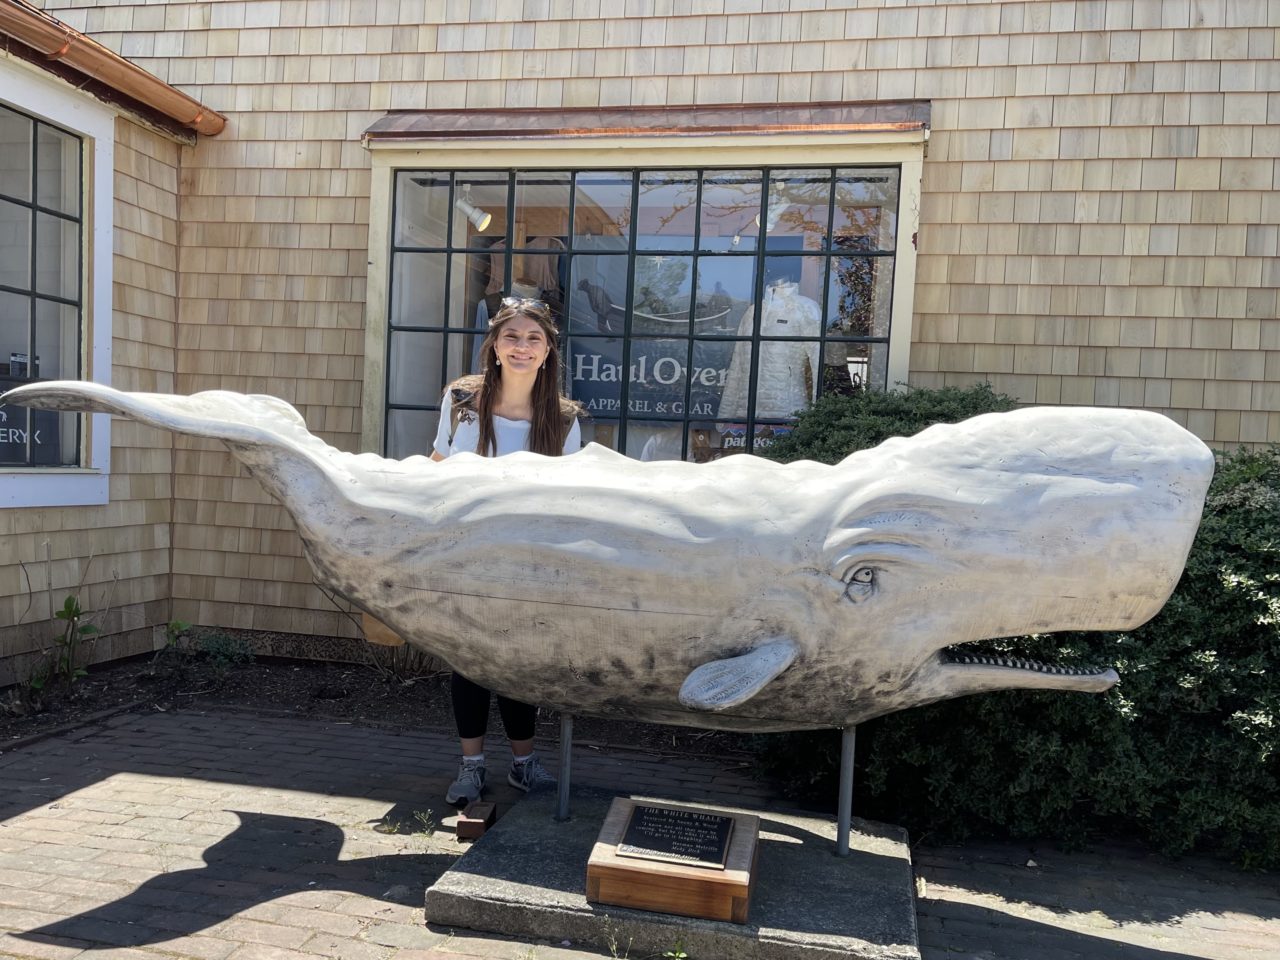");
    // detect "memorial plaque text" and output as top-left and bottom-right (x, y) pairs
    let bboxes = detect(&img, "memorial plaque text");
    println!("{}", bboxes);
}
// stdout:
(616, 803), (735, 870)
